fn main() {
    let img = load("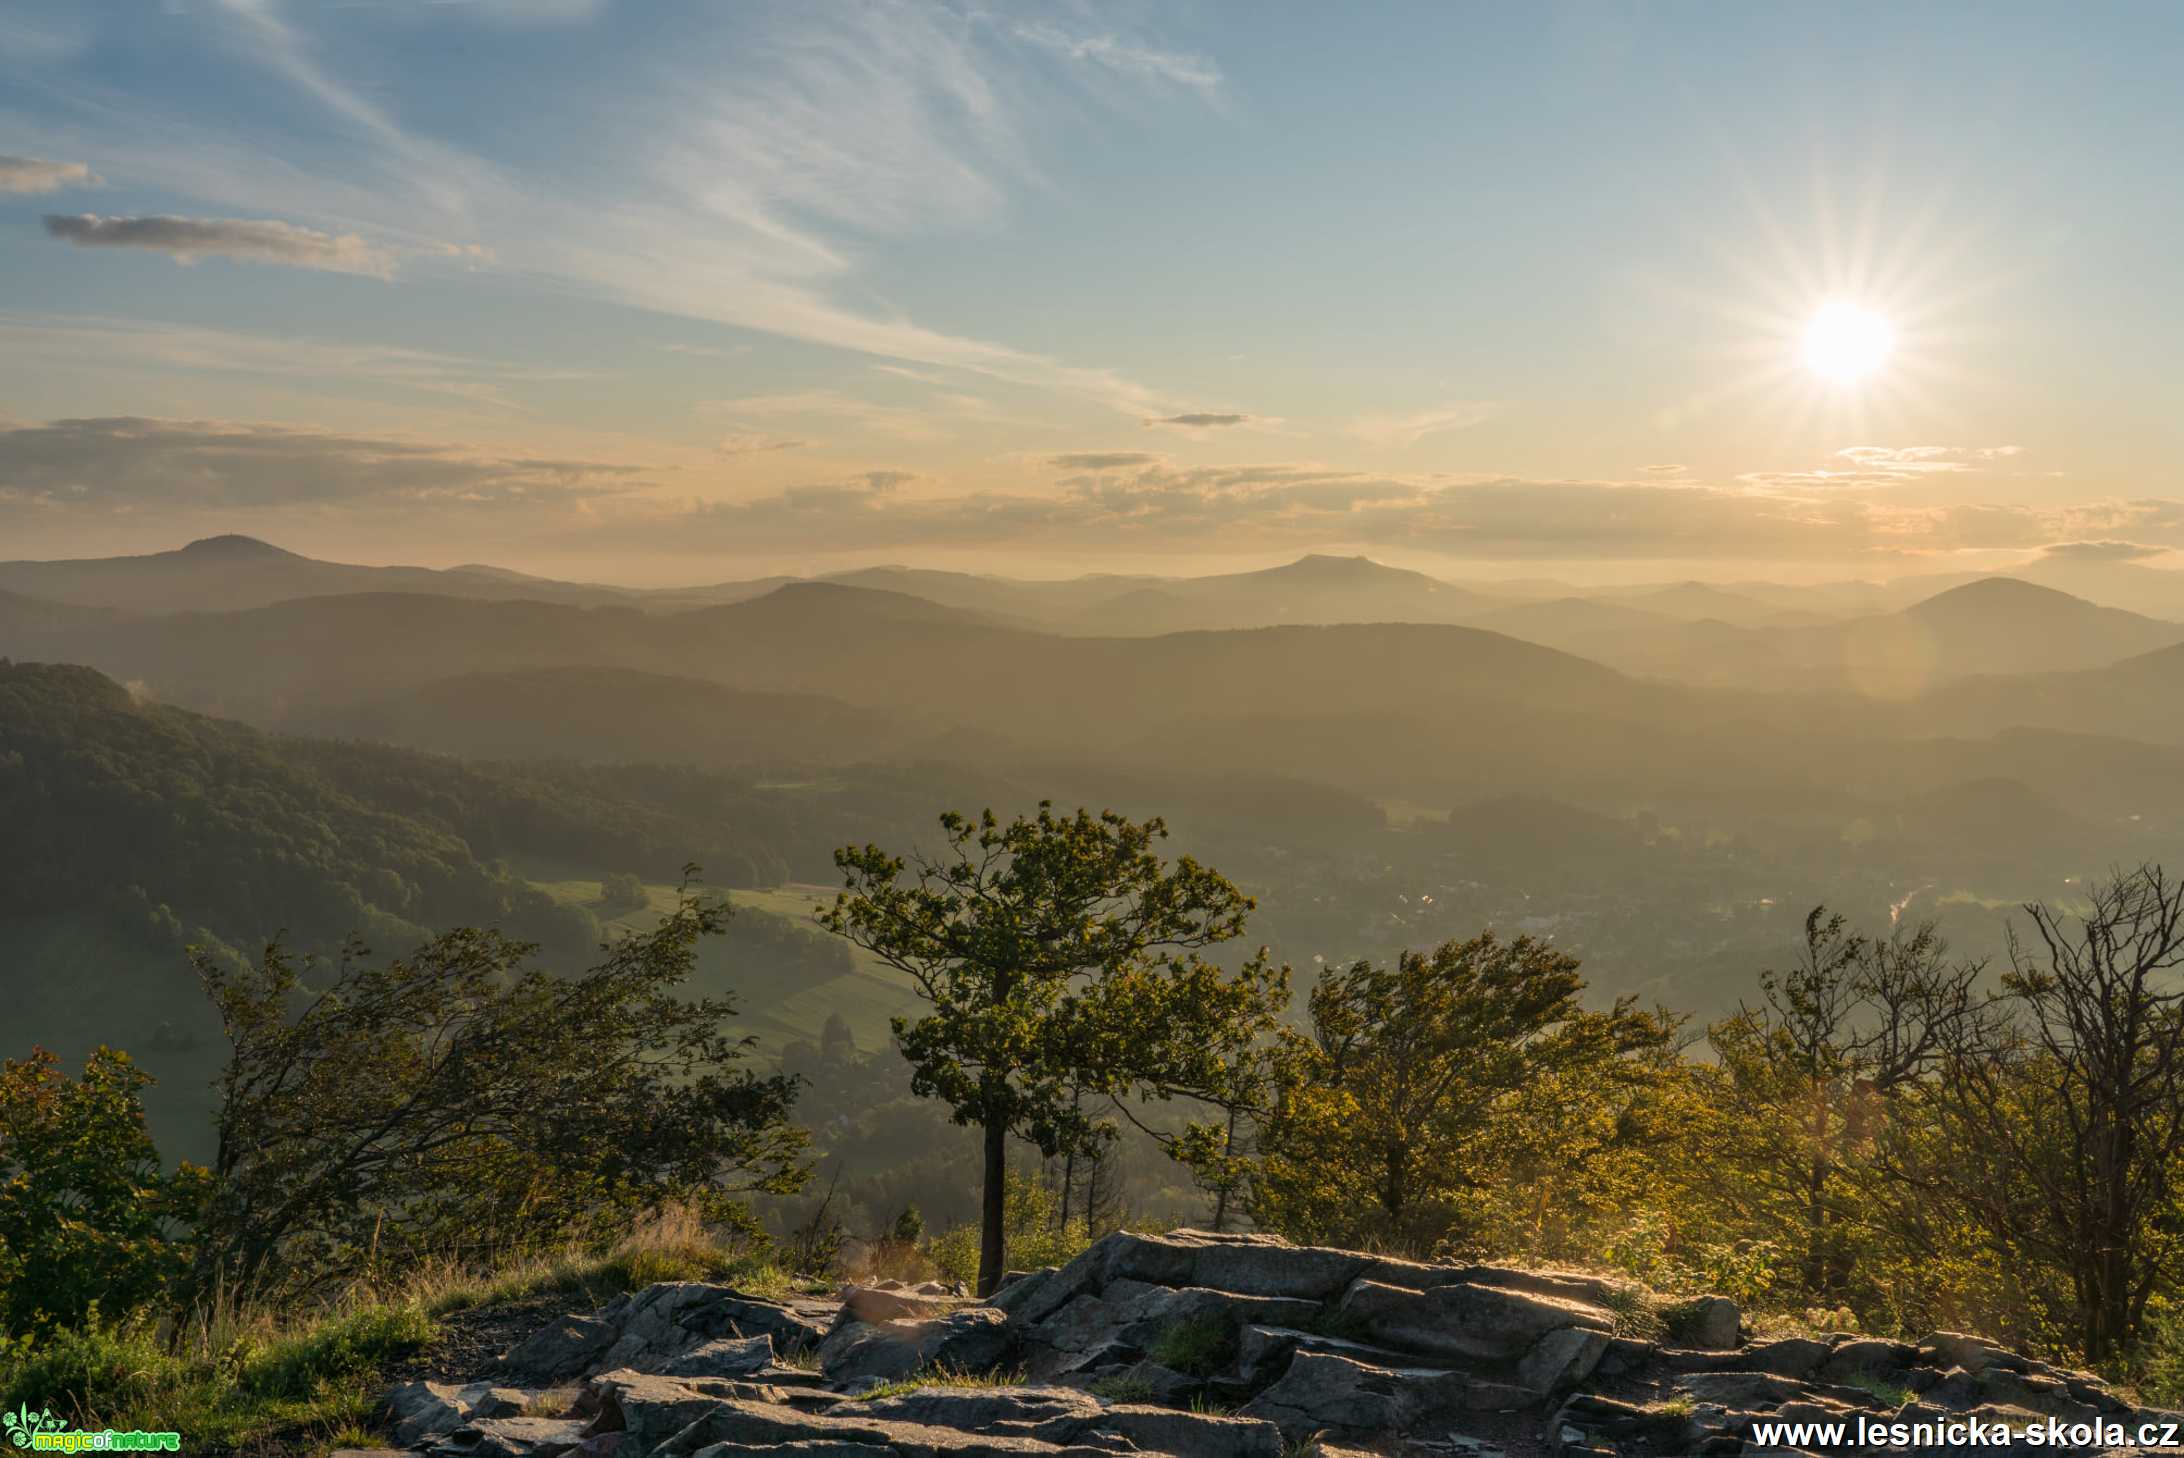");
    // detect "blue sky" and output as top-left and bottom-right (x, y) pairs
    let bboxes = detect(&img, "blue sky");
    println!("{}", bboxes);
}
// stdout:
(2, 0), (2180, 582)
